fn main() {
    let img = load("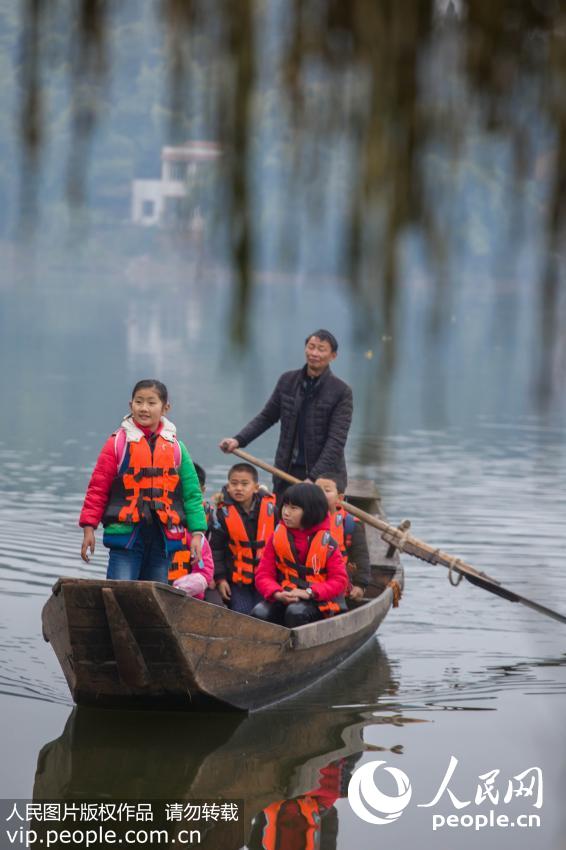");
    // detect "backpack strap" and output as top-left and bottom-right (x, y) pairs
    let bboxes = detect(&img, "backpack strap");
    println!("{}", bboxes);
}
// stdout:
(343, 512), (357, 536)
(113, 428), (129, 472)
(115, 428), (182, 470)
